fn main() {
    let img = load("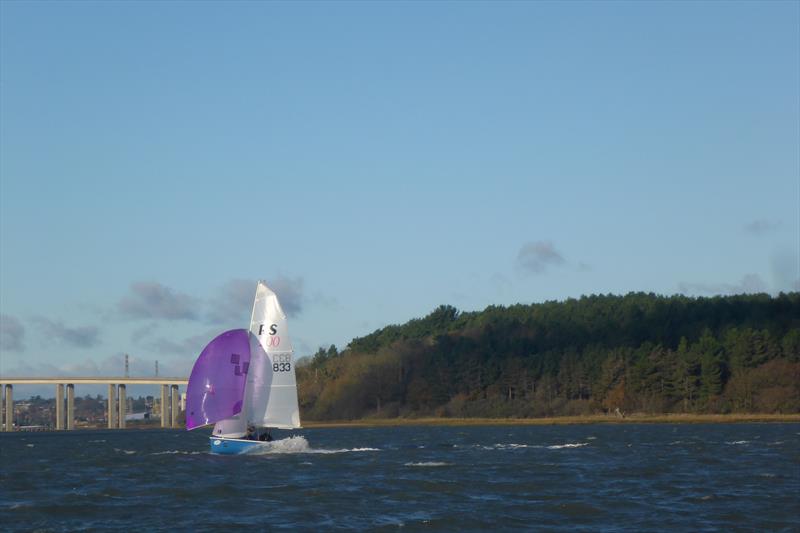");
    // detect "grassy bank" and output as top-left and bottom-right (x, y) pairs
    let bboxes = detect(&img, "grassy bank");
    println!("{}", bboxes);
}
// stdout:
(302, 413), (800, 428)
